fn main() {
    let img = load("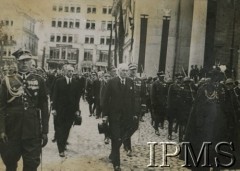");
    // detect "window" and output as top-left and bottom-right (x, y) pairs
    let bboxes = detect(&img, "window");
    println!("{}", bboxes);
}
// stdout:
(75, 20), (80, 28)
(100, 37), (105, 44)
(69, 20), (74, 28)
(90, 37), (94, 44)
(85, 37), (89, 44)
(112, 39), (115, 45)
(87, 7), (91, 13)
(68, 35), (73, 43)
(108, 7), (112, 14)
(58, 21), (62, 27)
(87, 6), (96, 14)
(107, 21), (112, 30)
(84, 49), (93, 61)
(91, 22), (95, 29)
(86, 20), (95, 30)
(56, 35), (61, 42)
(50, 35), (55, 42)
(101, 21), (106, 30)
(62, 35), (67, 42)
(76, 7), (80, 13)
(59, 6), (63, 12)
(50, 48), (60, 59)
(92, 7), (96, 13)
(5, 20), (9, 26)
(70, 7), (75, 12)
(99, 51), (108, 62)
(106, 38), (111, 45)
(102, 7), (107, 14)
(85, 36), (94, 44)
(67, 49), (78, 60)
(11, 21), (13, 26)
(53, 5), (57, 11)
(65, 6), (69, 12)
(61, 48), (66, 59)
(63, 21), (68, 28)
(52, 20), (56, 27)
